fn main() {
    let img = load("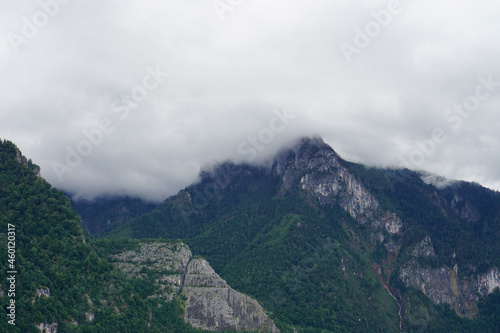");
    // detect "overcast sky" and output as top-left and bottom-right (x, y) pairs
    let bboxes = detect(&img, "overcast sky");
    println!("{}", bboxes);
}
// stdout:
(1, 0), (499, 202)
